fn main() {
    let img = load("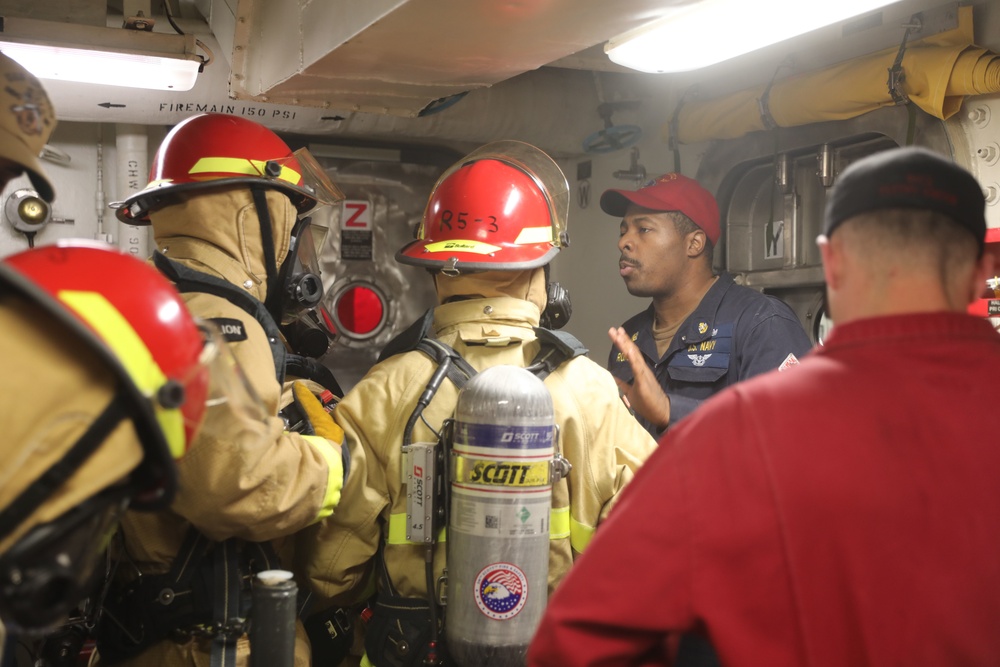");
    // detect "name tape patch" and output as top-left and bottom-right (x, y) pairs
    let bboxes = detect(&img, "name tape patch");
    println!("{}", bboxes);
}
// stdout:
(209, 317), (248, 342)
